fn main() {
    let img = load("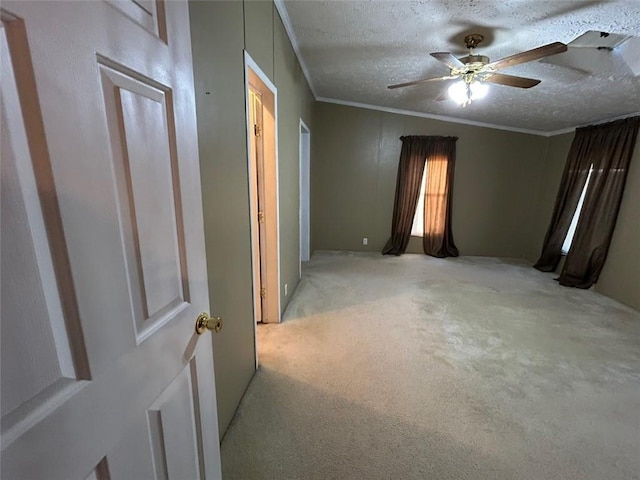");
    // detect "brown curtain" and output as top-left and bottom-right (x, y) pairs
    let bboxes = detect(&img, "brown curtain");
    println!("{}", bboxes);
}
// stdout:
(383, 135), (459, 257)
(533, 132), (594, 271)
(535, 117), (639, 288)
(382, 136), (429, 255)
(423, 137), (459, 258)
